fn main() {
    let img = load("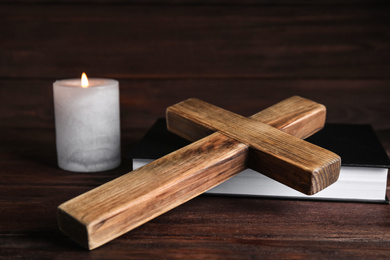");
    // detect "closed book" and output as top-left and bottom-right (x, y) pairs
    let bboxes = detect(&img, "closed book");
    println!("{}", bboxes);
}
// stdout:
(128, 119), (390, 203)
